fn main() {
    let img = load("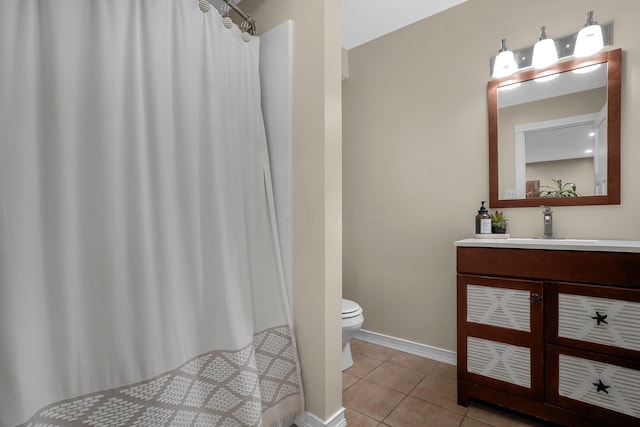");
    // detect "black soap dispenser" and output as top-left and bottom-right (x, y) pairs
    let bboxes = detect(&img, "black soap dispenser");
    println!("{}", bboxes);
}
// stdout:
(475, 201), (491, 235)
